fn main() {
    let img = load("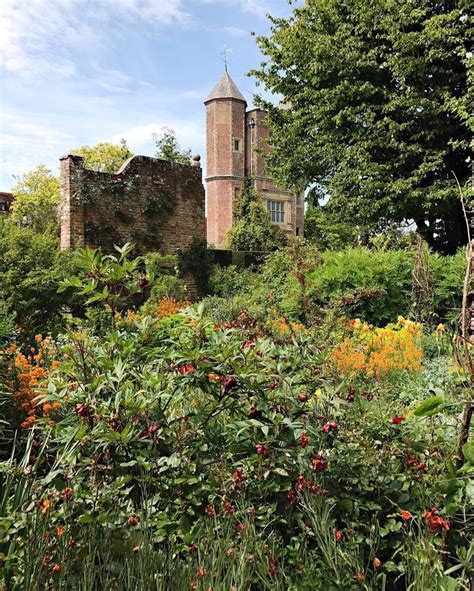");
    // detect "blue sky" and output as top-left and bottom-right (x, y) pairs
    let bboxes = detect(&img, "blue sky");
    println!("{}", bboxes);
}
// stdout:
(0, 0), (294, 191)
